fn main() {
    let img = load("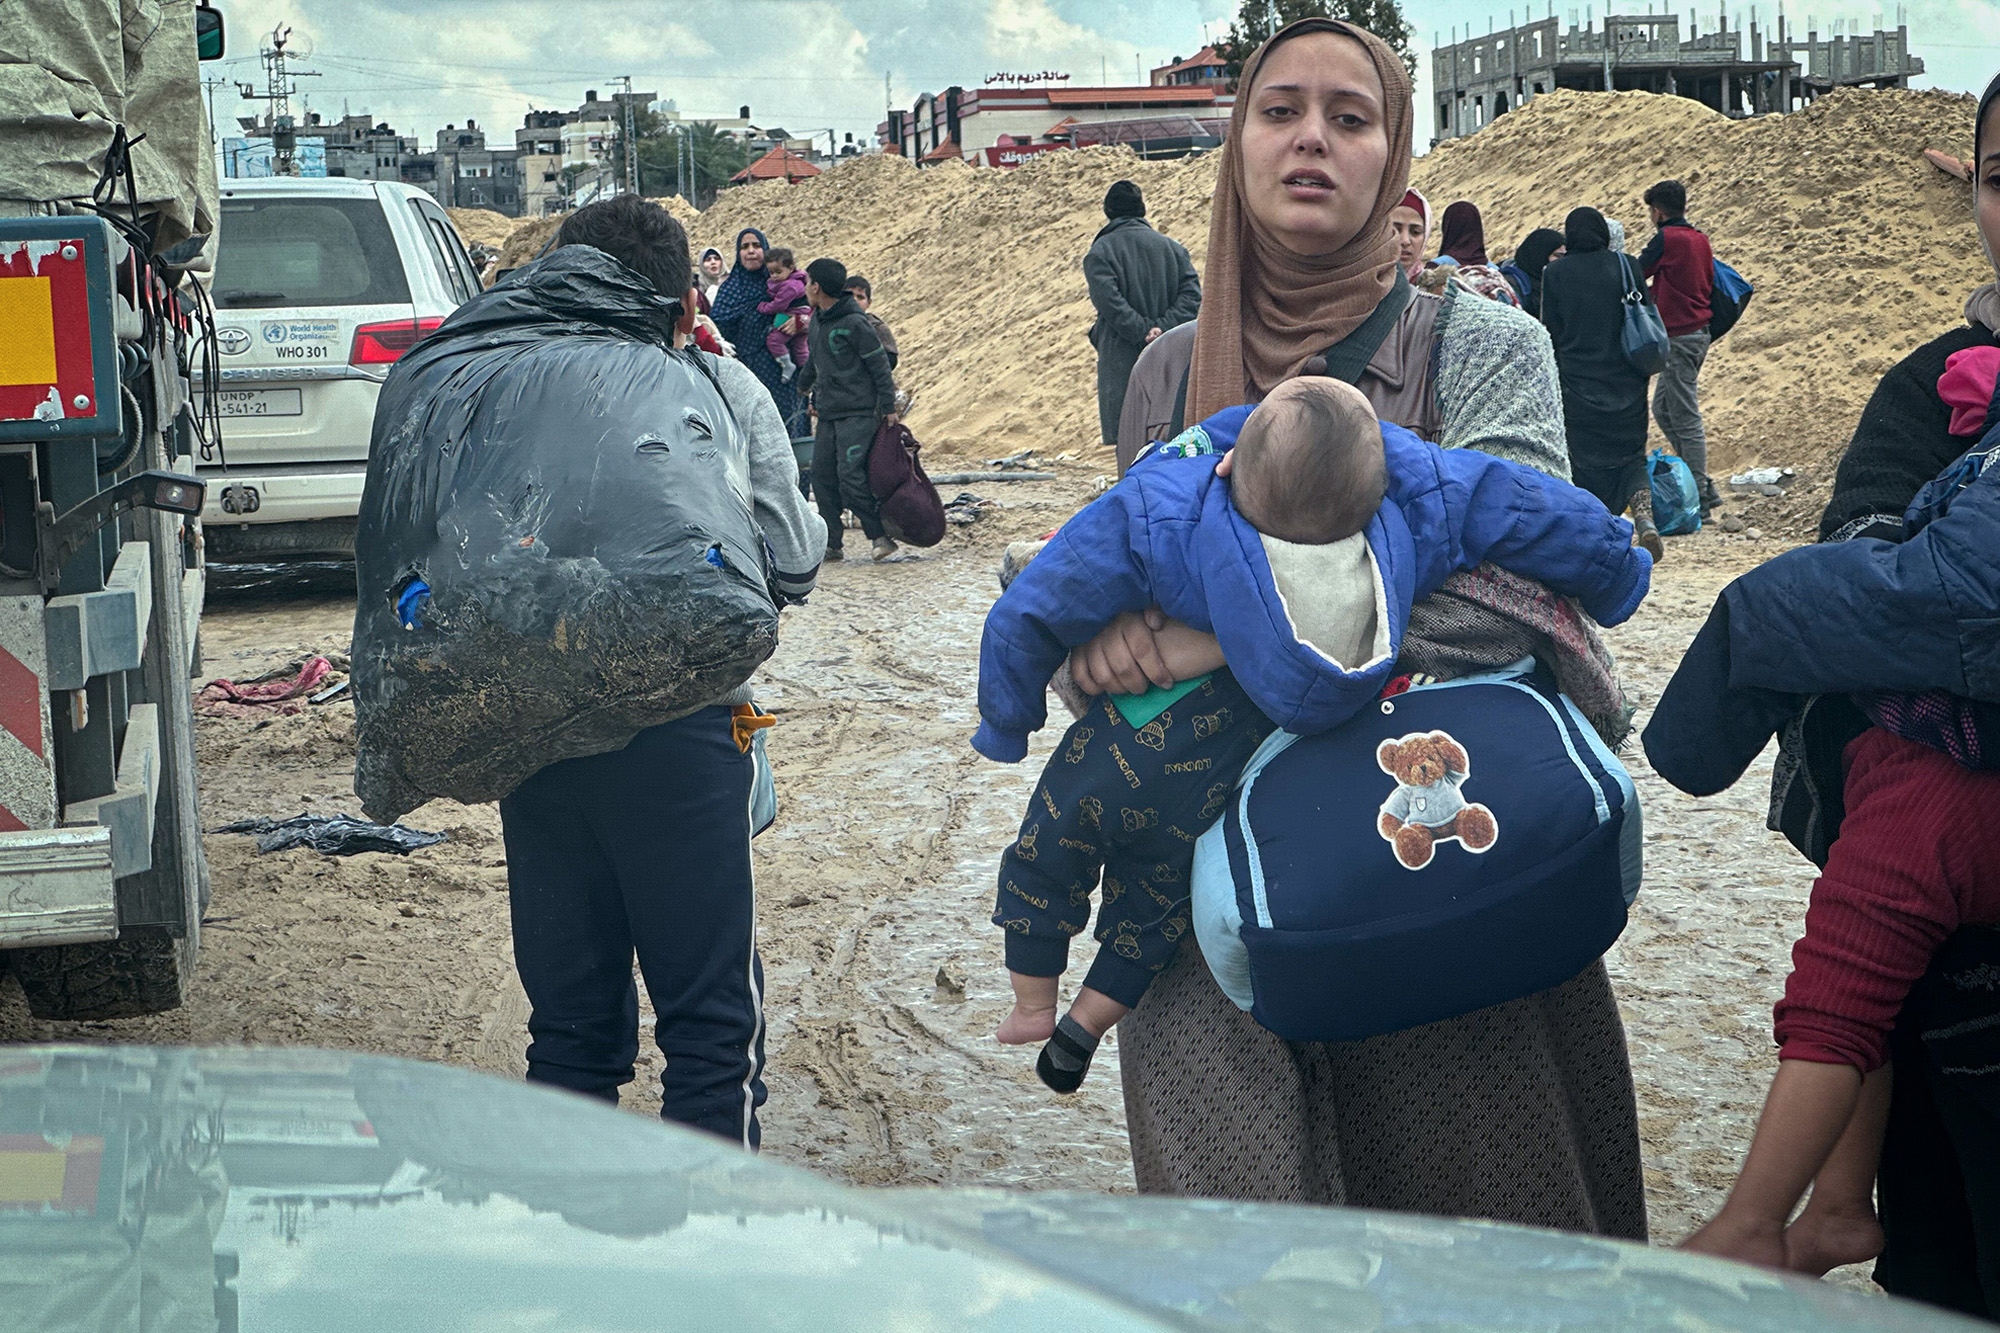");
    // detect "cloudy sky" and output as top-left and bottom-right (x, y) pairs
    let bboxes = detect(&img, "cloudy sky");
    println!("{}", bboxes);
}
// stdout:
(208, 0), (1999, 156)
